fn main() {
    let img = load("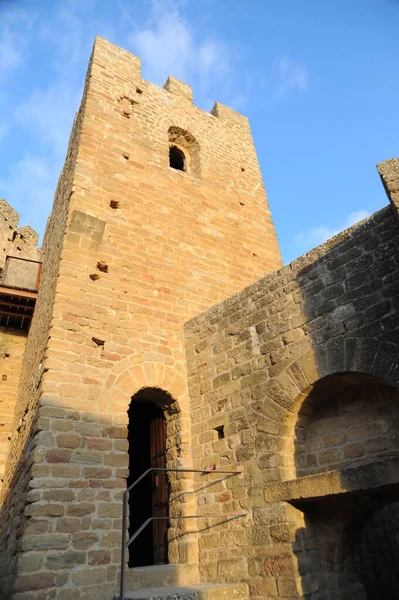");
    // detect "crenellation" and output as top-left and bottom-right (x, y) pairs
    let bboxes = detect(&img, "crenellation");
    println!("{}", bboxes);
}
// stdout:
(163, 76), (193, 103)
